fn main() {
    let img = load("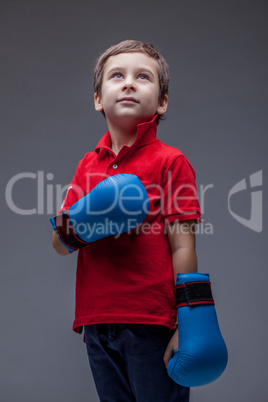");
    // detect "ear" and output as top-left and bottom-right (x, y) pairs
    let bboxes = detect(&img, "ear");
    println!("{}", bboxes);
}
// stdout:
(156, 94), (168, 115)
(94, 92), (103, 112)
